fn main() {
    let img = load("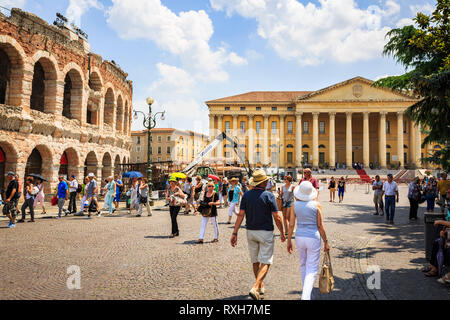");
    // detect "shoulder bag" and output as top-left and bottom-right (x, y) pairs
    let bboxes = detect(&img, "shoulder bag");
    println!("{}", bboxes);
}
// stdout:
(200, 192), (215, 217)
(319, 251), (335, 294)
(170, 188), (187, 206)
